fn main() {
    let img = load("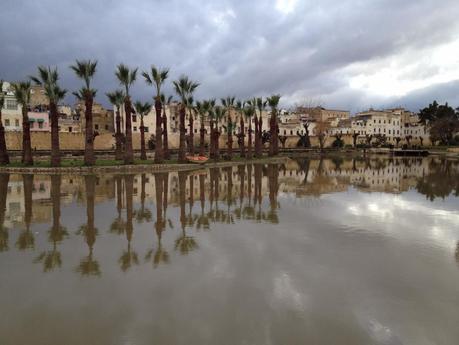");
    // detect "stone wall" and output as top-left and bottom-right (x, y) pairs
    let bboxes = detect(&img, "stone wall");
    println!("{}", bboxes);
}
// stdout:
(4, 131), (431, 152)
